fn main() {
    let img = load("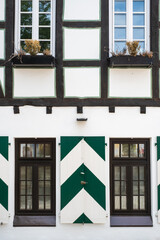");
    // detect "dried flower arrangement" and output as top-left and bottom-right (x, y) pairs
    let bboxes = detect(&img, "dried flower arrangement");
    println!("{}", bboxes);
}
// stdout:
(43, 49), (51, 56)
(126, 41), (141, 56)
(24, 40), (41, 56)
